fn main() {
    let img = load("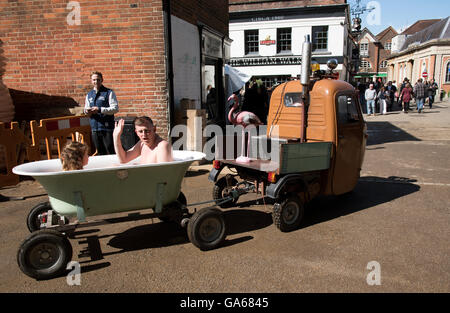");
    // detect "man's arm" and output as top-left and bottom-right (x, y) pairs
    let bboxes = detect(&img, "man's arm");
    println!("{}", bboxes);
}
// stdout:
(101, 90), (119, 115)
(113, 119), (141, 163)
